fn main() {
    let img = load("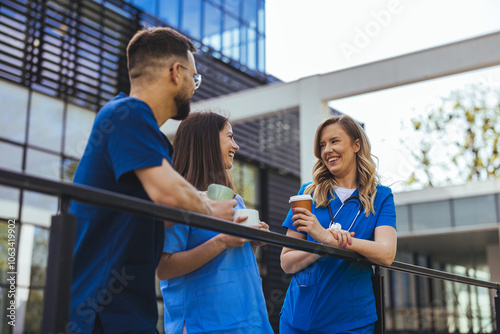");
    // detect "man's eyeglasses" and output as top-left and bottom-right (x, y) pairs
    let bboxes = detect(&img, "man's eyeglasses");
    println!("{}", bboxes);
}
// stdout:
(178, 64), (202, 90)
